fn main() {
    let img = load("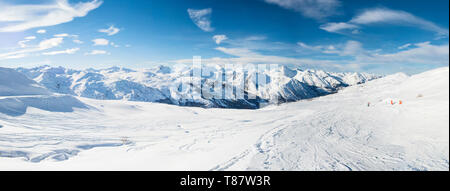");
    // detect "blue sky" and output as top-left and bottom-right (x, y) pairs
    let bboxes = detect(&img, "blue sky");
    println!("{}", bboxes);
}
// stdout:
(0, 0), (448, 74)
